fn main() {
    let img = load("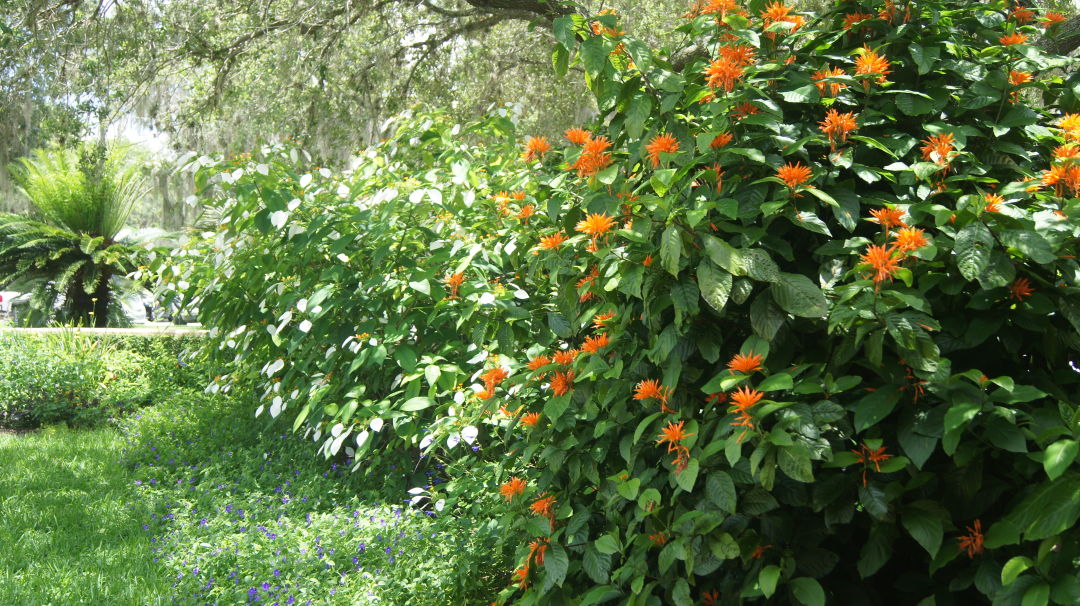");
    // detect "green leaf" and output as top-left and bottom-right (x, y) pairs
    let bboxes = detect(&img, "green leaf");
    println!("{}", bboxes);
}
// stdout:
(750, 295), (785, 341)
(942, 401), (981, 455)
(803, 186), (839, 207)
(998, 230), (1057, 264)
(702, 235), (744, 275)
(661, 224), (682, 276)
(778, 446), (814, 482)
(954, 222), (994, 281)
(580, 36), (608, 78)
(400, 397), (434, 412)
(999, 106), (1039, 128)
(909, 42), (940, 75)
(625, 94), (653, 140)
(552, 44), (569, 78)
(710, 533), (740, 560)
(724, 147), (767, 163)
(1043, 440), (1078, 481)
(579, 585), (620, 606)
(651, 168), (677, 197)
(552, 15), (577, 49)
(676, 458), (699, 492)
(780, 84), (820, 103)
(594, 534), (620, 555)
(758, 373), (793, 391)
(1021, 582), (1050, 606)
(858, 524), (894, 578)
(771, 273), (827, 317)
(987, 475), (1080, 546)
(544, 394), (571, 423)
(789, 577), (826, 606)
(1001, 556), (1034, 586)
(706, 471), (736, 513)
(896, 93), (934, 115)
(545, 543), (569, 587)
(638, 488), (662, 512)
(672, 579), (693, 606)
(697, 260), (733, 313)
(548, 311), (573, 337)
(902, 506), (943, 557)
(744, 249), (781, 283)
(854, 388), (901, 432)
(582, 546), (612, 584)
(760, 565), (781, 598)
